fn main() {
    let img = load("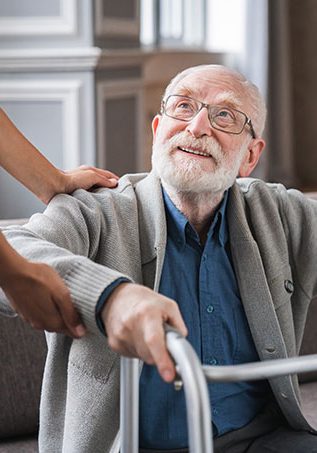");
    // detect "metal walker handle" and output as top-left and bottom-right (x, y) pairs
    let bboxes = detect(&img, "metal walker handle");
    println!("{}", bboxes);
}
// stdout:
(120, 326), (317, 453)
